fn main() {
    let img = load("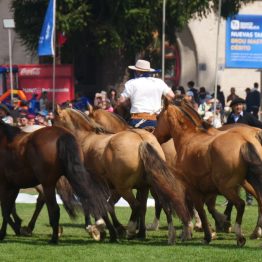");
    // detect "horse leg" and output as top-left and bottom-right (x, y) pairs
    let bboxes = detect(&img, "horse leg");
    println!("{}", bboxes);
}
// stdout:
(190, 191), (212, 244)
(205, 195), (230, 233)
(42, 186), (60, 244)
(11, 206), (22, 230)
(221, 190), (246, 247)
(109, 194), (126, 238)
(160, 206), (175, 245)
(118, 189), (140, 239)
(0, 187), (20, 239)
(146, 188), (161, 231)
(20, 193), (45, 236)
(102, 213), (118, 242)
(224, 200), (234, 227)
(242, 180), (262, 239)
(136, 187), (149, 240)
